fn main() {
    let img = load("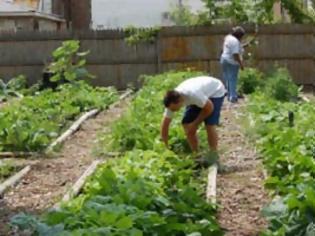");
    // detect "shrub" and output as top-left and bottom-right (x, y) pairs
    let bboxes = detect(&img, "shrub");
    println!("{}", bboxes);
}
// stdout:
(238, 68), (264, 95)
(264, 67), (299, 102)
